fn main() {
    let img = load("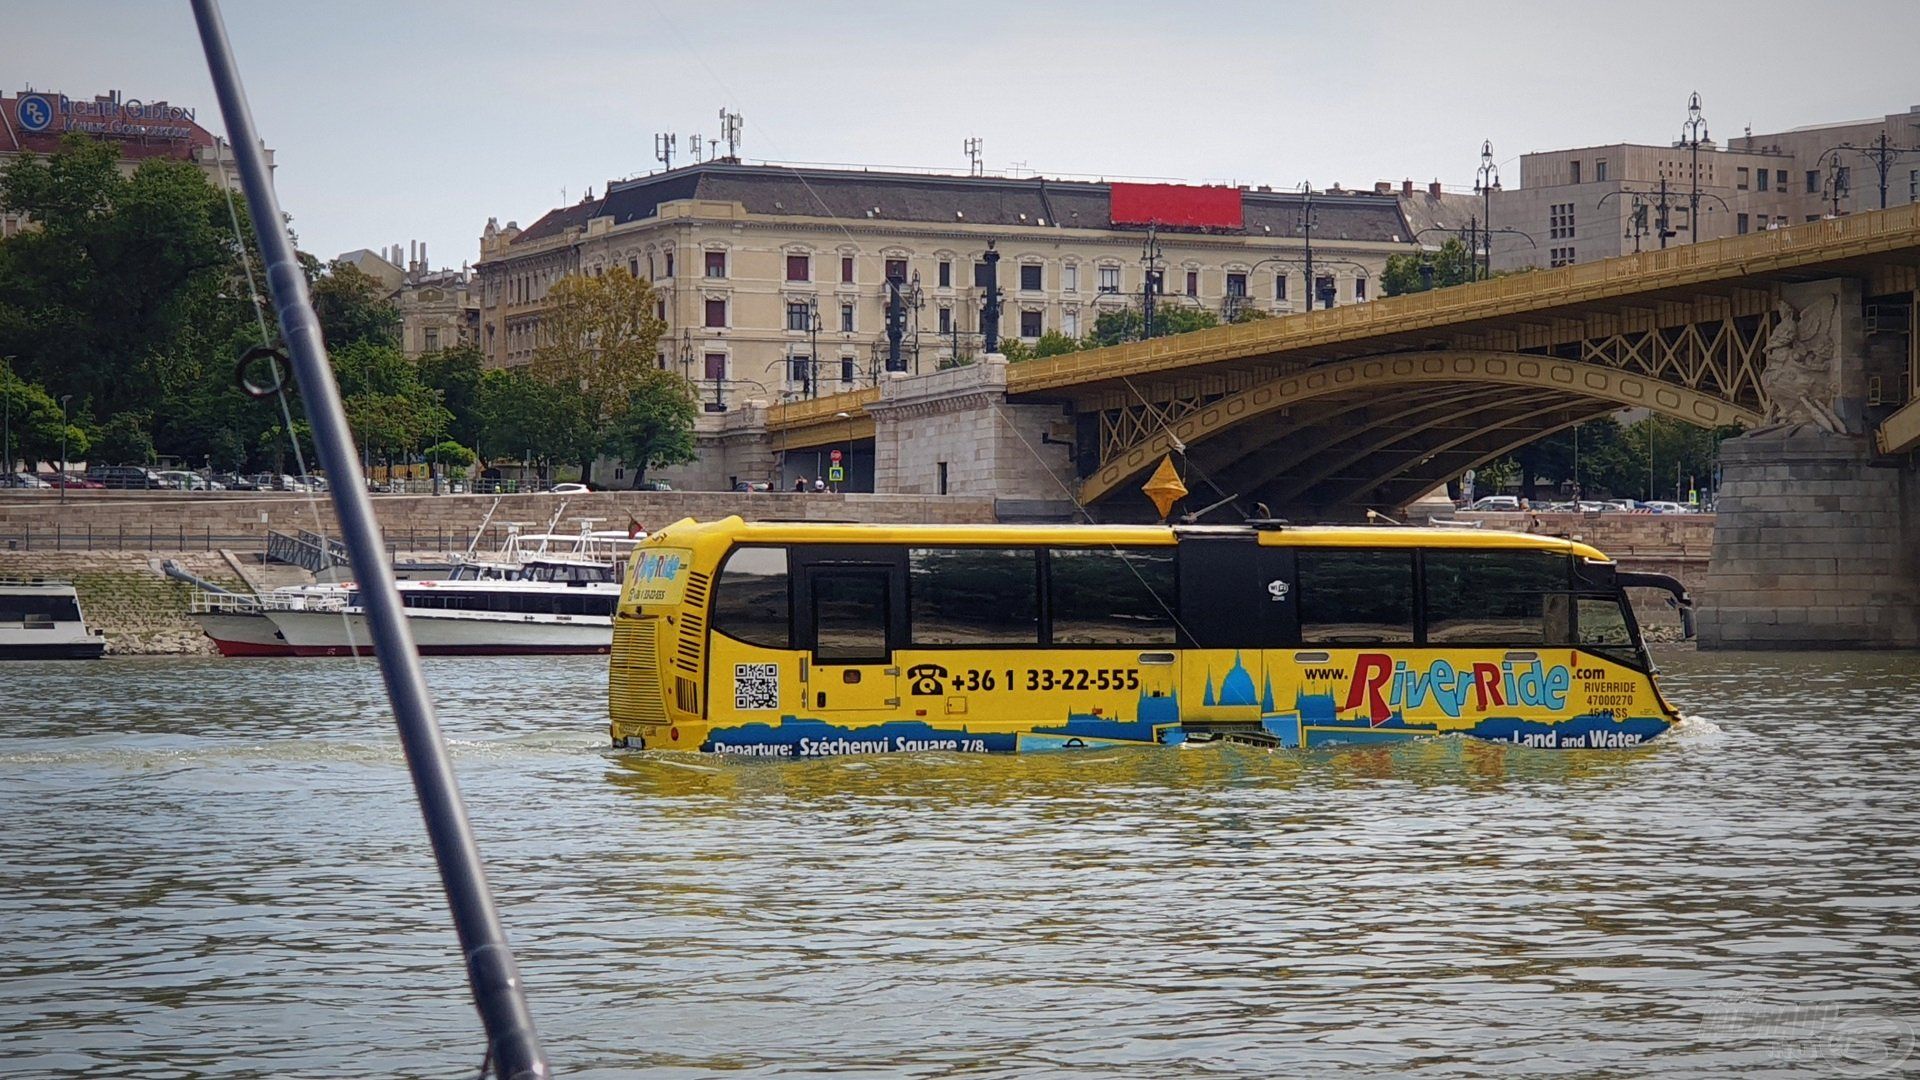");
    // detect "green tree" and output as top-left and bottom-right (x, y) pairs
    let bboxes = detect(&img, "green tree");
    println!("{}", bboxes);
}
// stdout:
(91, 410), (156, 465)
(1, 364), (84, 471)
(475, 367), (593, 472)
(417, 345), (485, 449)
(531, 268), (669, 482)
(1087, 304), (1219, 347)
(1381, 238), (1477, 297)
(311, 261), (399, 348)
(604, 368), (698, 485)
